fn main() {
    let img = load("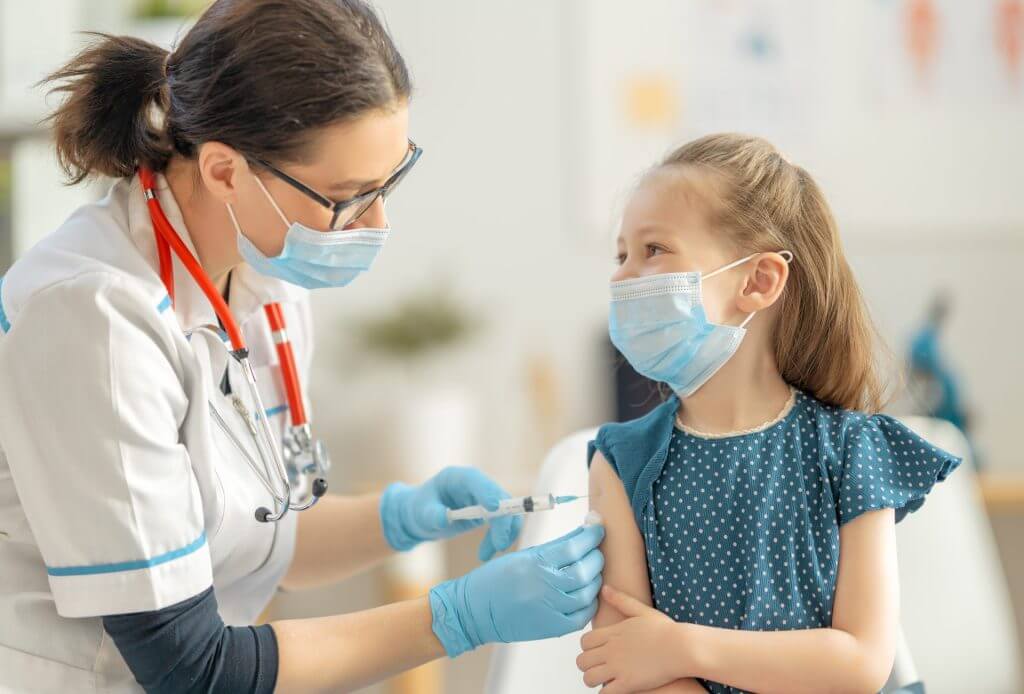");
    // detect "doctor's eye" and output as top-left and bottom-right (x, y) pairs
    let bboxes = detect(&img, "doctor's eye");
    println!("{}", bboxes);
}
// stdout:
(615, 252), (627, 265)
(646, 244), (667, 258)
